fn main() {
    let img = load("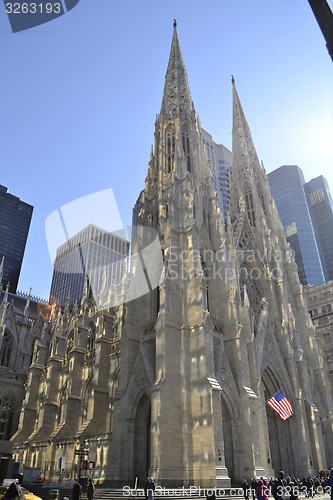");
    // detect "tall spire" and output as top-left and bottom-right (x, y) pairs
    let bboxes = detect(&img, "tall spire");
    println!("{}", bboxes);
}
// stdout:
(160, 21), (195, 120)
(229, 78), (288, 256)
(231, 77), (261, 183)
